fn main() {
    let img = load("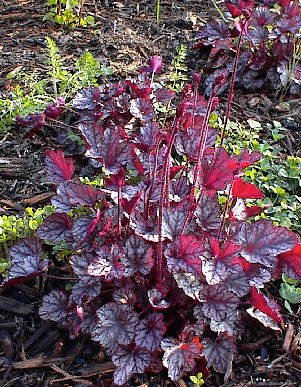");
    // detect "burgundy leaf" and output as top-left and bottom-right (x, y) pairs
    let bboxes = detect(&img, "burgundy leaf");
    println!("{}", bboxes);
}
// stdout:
(130, 211), (159, 242)
(232, 178), (264, 199)
(230, 220), (297, 268)
(91, 303), (139, 354)
(88, 245), (125, 280)
(39, 290), (68, 323)
(196, 21), (231, 44)
(72, 86), (100, 110)
(139, 121), (160, 147)
(51, 182), (102, 213)
(201, 284), (239, 322)
(148, 287), (170, 309)
(201, 148), (233, 191)
(161, 338), (201, 381)
(164, 235), (204, 276)
(44, 150), (75, 183)
(130, 98), (155, 122)
(154, 87), (176, 104)
(123, 235), (154, 276)
(194, 192), (222, 236)
(69, 278), (102, 306)
(201, 238), (242, 285)
(113, 285), (137, 306)
(44, 97), (66, 119)
(202, 332), (237, 373)
(16, 113), (46, 138)
(80, 124), (133, 174)
(140, 55), (163, 74)
(232, 148), (262, 170)
(135, 312), (166, 352)
(37, 213), (72, 243)
(3, 237), (48, 286)
(278, 243), (301, 280)
(112, 345), (151, 386)
(249, 287), (283, 324)
(242, 261), (271, 288)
